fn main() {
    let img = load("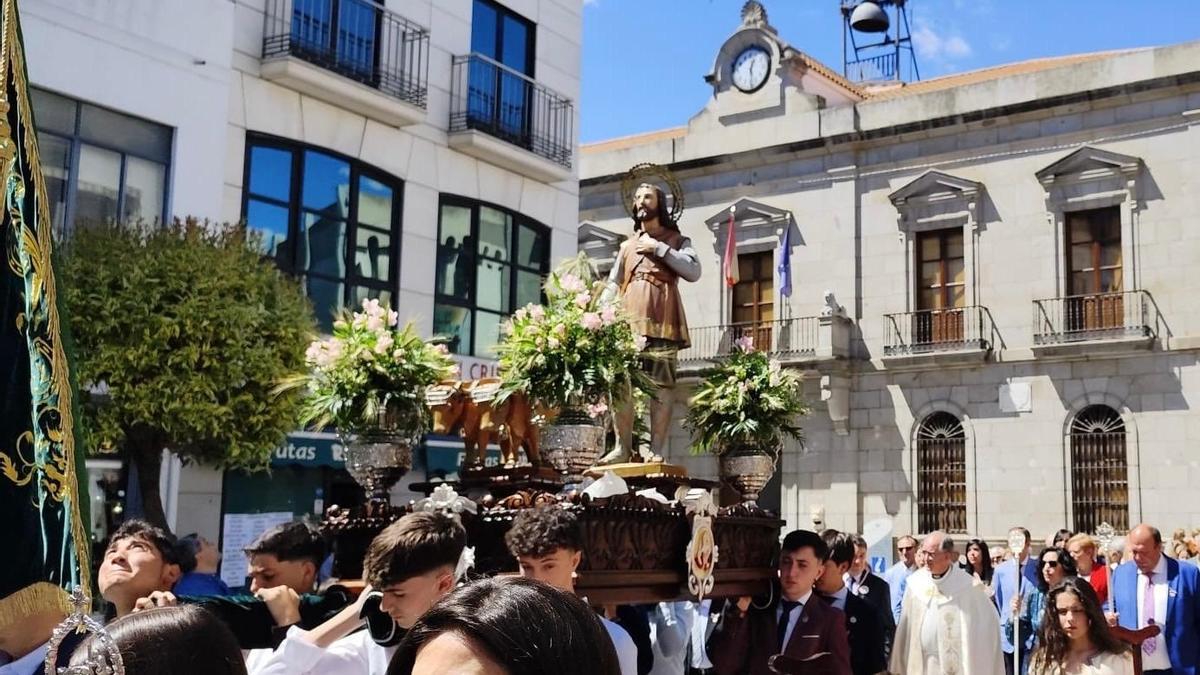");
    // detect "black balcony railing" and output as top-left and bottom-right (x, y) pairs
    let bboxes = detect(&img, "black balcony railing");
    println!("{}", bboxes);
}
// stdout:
(263, 0), (429, 108)
(883, 306), (992, 356)
(450, 53), (574, 169)
(678, 318), (819, 364)
(846, 52), (898, 82)
(1033, 291), (1154, 345)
